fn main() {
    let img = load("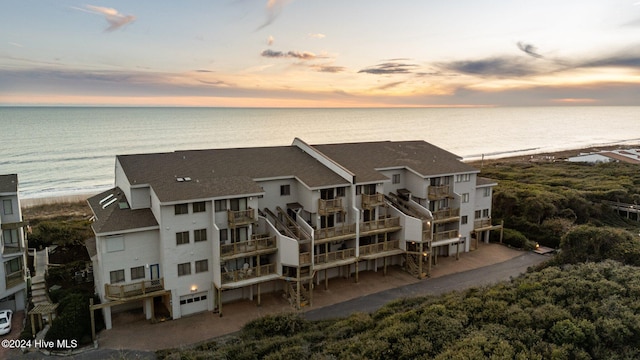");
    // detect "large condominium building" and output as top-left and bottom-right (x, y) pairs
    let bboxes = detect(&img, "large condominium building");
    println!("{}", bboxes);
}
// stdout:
(0, 174), (28, 312)
(87, 138), (500, 329)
